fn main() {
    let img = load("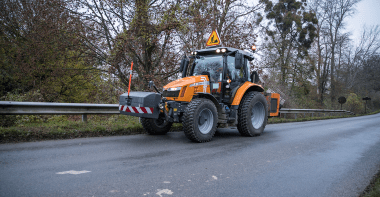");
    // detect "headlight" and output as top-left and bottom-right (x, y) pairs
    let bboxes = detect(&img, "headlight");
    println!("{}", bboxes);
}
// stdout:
(216, 49), (220, 53)
(221, 48), (226, 53)
(168, 87), (181, 91)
